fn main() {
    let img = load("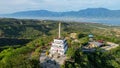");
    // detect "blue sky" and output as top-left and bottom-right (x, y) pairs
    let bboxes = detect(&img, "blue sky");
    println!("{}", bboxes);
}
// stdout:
(0, 0), (120, 14)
